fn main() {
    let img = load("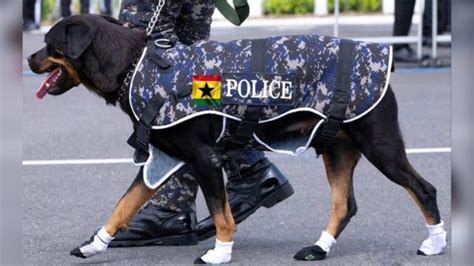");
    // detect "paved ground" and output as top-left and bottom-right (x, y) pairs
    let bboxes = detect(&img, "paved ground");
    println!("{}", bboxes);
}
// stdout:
(23, 22), (451, 265)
